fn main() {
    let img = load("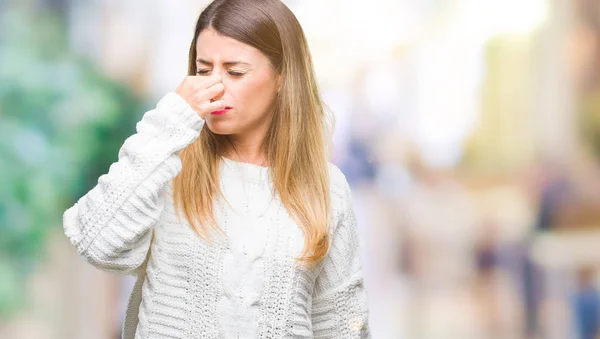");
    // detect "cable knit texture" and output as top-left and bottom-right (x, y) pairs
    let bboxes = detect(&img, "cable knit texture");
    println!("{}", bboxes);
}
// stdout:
(63, 92), (371, 338)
